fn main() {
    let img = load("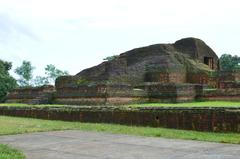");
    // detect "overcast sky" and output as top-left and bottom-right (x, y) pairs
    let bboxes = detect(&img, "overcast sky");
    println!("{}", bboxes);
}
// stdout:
(0, 0), (239, 77)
